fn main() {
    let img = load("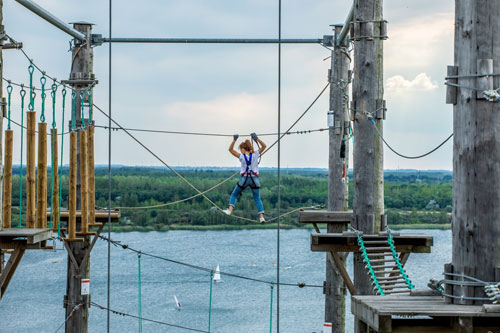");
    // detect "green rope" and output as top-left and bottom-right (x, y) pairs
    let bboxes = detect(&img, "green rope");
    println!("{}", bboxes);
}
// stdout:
(269, 284), (274, 333)
(87, 88), (93, 123)
(208, 270), (214, 333)
(40, 76), (46, 122)
(352, 228), (385, 296)
(6, 83), (12, 130)
(57, 88), (67, 238)
(71, 91), (77, 131)
(387, 229), (415, 289)
(80, 91), (86, 129)
(28, 64), (34, 112)
(49, 83), (58, 230)
(18, 86), (27, 228)
(138, 252), (143, 333)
